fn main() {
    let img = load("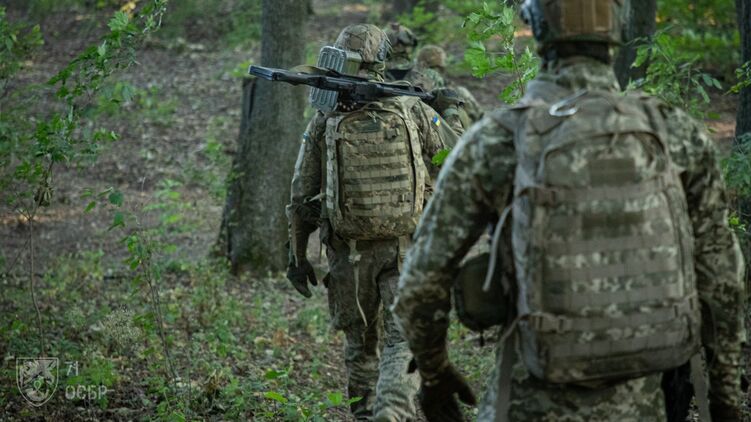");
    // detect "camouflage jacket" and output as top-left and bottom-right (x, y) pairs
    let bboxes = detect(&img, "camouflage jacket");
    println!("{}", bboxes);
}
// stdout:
(286, 96), (460, 261)
(393, 58), (746, 411)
